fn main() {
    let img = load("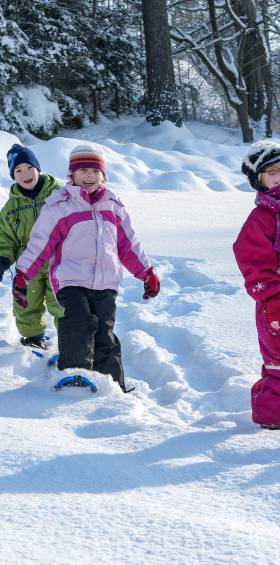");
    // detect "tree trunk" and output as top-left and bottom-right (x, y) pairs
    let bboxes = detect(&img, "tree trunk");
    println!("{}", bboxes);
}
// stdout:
(92, 0), (97, 18)
(92, 90), (99, 124)
(142, 0), (182, 126)
(235, 104), (254, 142)
(235, 0), (272, 138)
